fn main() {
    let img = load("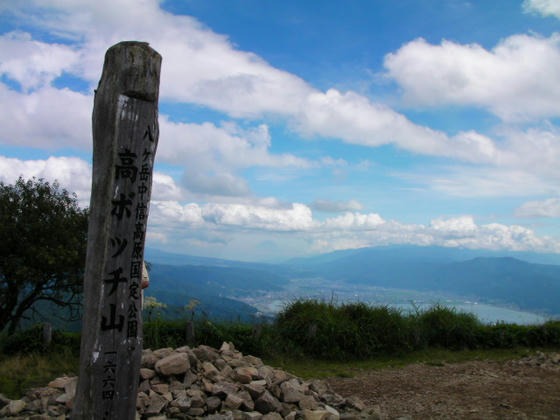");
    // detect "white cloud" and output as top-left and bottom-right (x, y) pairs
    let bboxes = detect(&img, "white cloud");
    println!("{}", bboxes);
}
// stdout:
(149, 201), (315, 232)
(322, 212), (385, 229)
(384, 34), (560, 121)
(515, 197), (560, 217)
(152, 172), (186, 201)
(2, 0), (560, 258)
(159, 118), (310, 171)
(183, 171), (251, 197)
(0, 83), (313, 197)
(310, 214), (559, 254)
(7, 0), (314, 117)
(0, 83), (92, 149)
(497, 125), (560, 179)
(202, 202), (315, 231)
(295, 88), (498, 163)
(0, 155), (91, 206)
(2, 1), (510, 166)
(430, 215), (478, 237)
(523, 0), (560, 18)
(392, 123), (560, 198)
(441, 221), (551, 252)
(148, 200), (560, 254)
(0, 155), (185, 209)
(158, 118), (314, 197)
(310, 199), (363, 213)
(0, 31), (80, 91)
(150, 201), (204, 225)
(420, 167), (559, 198)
